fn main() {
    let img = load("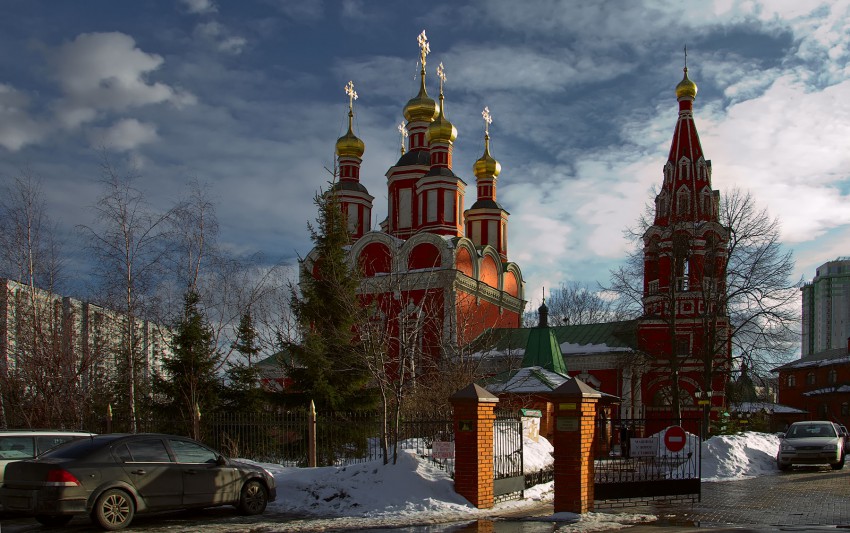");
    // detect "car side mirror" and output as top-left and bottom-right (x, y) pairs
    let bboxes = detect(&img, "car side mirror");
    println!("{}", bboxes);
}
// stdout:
(216, 455), (227, 466)
(777, 432), (785, 439)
